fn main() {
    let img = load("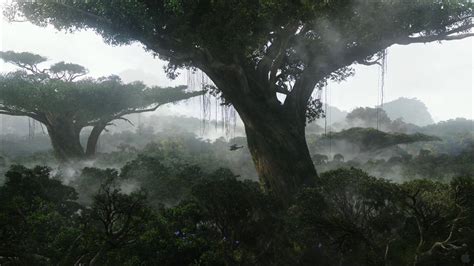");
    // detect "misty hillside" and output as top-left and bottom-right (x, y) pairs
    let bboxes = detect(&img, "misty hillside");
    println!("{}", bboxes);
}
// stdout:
(381, 97), (434, 126)
(420, 118), (473, 137)
(315, 105), (348, 126)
